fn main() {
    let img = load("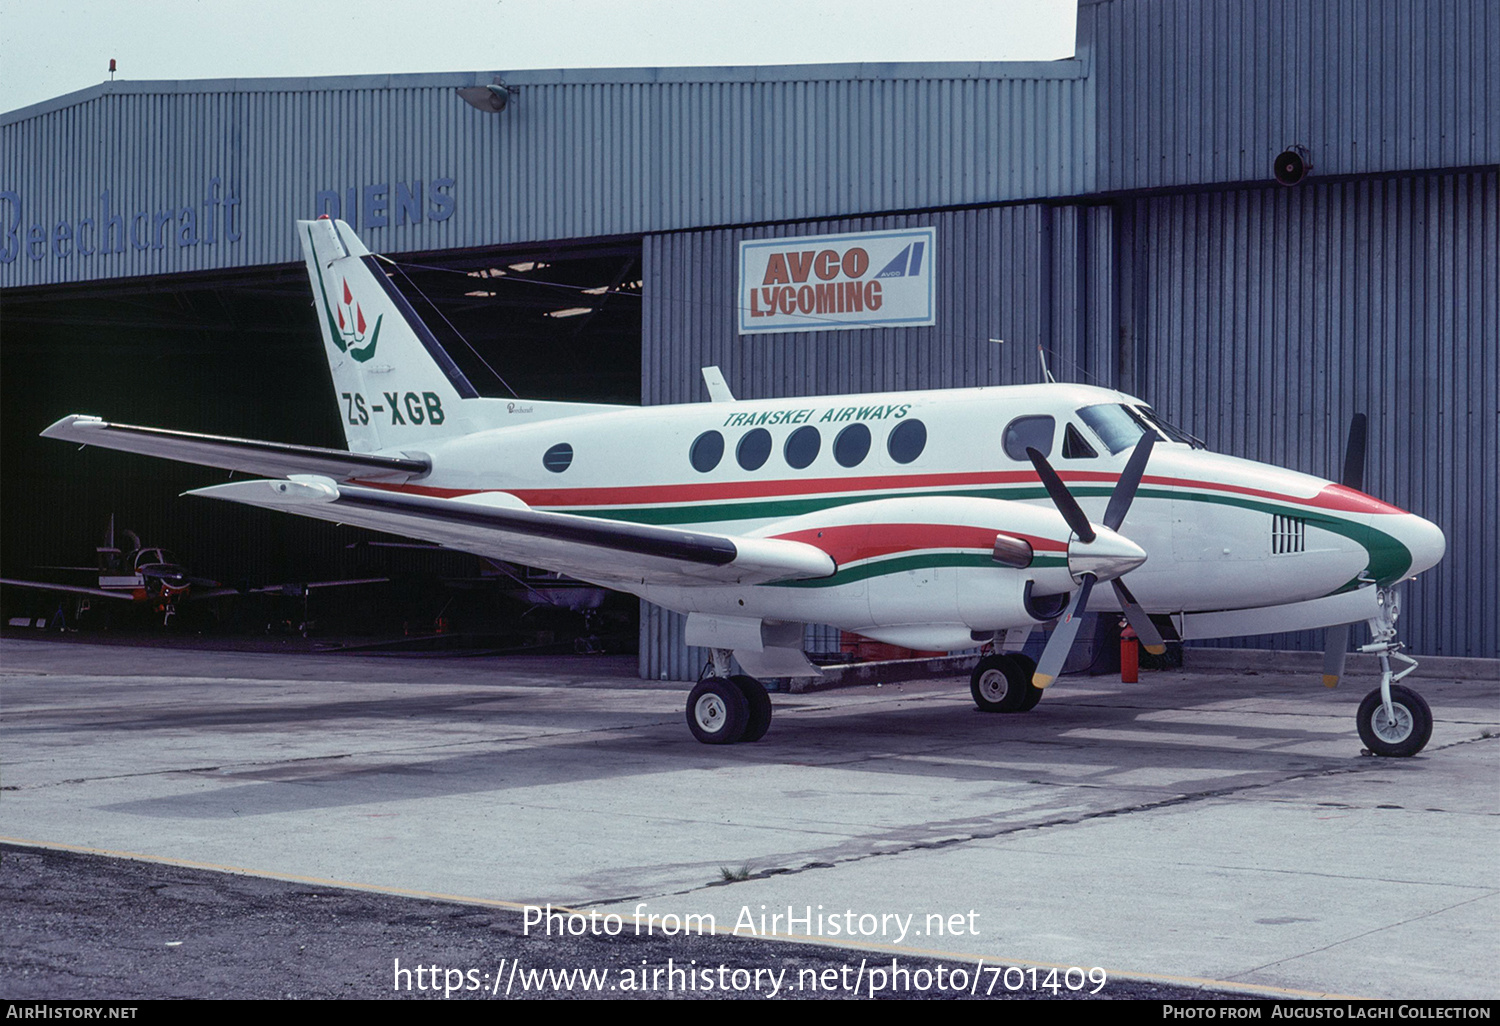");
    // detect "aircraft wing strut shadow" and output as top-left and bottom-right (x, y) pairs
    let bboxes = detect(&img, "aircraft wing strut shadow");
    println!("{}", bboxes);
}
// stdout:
(37, 217), (1447, 755)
